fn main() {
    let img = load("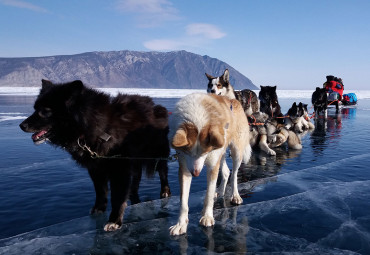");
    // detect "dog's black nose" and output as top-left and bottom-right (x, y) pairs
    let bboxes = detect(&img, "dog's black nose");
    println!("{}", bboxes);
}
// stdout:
(19, 121), (28, 132)
(211, 89), (216, 94)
